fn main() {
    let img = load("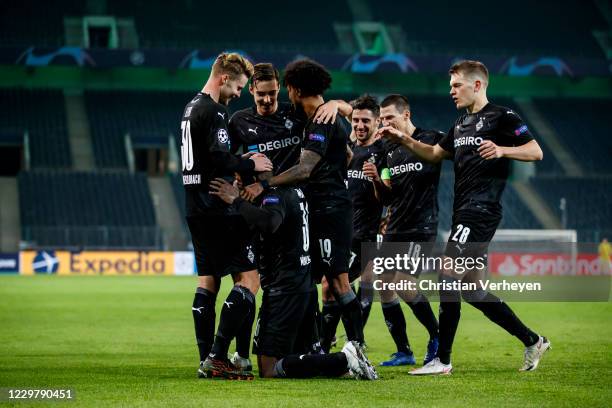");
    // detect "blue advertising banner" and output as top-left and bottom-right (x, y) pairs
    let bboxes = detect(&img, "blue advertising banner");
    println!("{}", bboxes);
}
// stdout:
(0, 253), (19, 274)
(0, 47), (609, 78)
